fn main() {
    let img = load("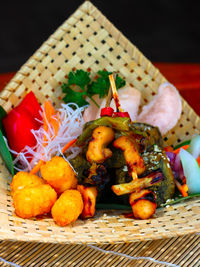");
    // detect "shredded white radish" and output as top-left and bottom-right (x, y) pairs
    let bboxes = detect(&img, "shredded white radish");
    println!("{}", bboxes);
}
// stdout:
(10, 103), (86, 172)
